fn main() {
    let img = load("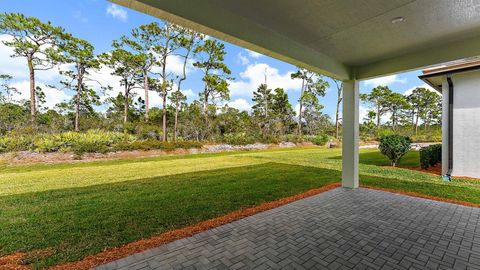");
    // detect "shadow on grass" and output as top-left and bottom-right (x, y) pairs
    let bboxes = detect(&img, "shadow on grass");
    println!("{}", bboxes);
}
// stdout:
(2, 160), (478, 269)
(0, 162), (340, 268)
(328, 150), (420, 168)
